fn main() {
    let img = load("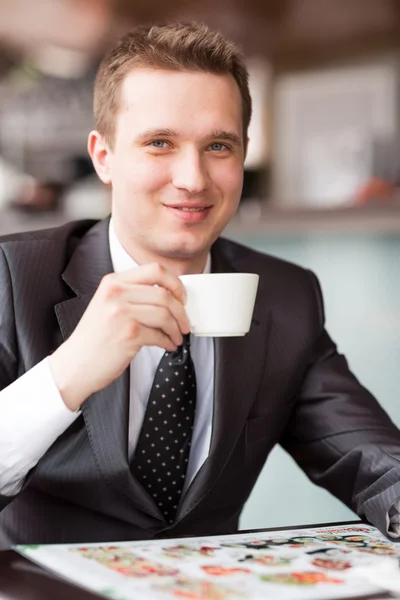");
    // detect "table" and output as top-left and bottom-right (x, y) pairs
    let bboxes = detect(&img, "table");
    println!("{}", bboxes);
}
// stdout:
(0, 521), (399, 600)
(0, 550), (103, 600)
